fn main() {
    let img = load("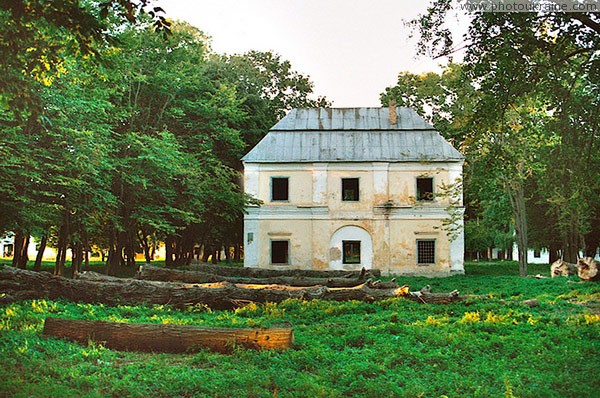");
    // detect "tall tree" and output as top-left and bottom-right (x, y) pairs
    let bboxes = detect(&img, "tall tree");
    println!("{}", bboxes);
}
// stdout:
(411, 3), (600, 272)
